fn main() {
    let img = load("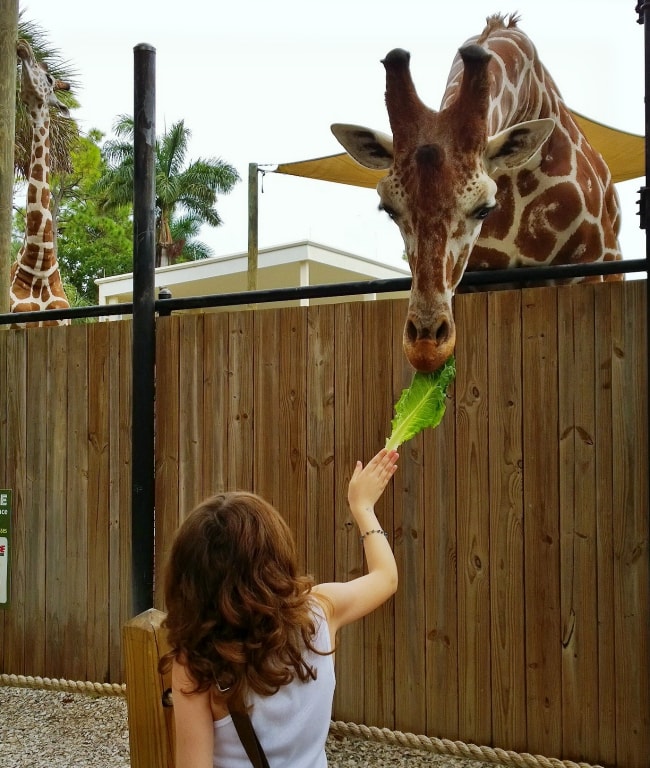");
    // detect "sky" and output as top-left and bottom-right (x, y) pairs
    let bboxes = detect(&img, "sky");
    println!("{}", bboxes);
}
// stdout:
(18, 0), (646, 274)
